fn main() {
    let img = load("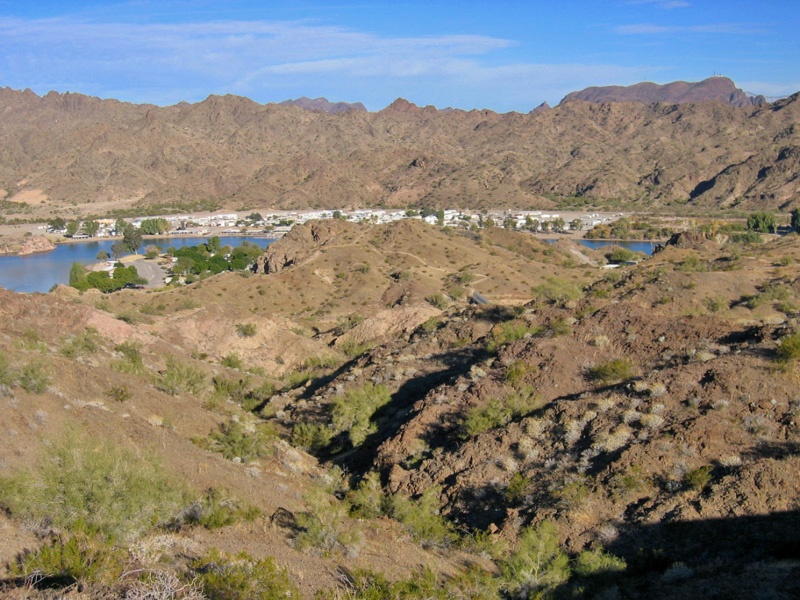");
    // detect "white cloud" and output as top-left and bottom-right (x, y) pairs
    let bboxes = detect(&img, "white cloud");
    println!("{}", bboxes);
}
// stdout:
(0, 15), (658, 109)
